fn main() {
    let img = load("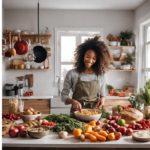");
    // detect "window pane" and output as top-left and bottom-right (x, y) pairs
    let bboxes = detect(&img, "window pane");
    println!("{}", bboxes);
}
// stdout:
(146, 44), (150, 68)
(147, 26), (150, 42)
(61, 36), (76, 62)
(81, 35), (94, 43)
(61, 64), (74, 80)
(145, 72), (150, 81)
